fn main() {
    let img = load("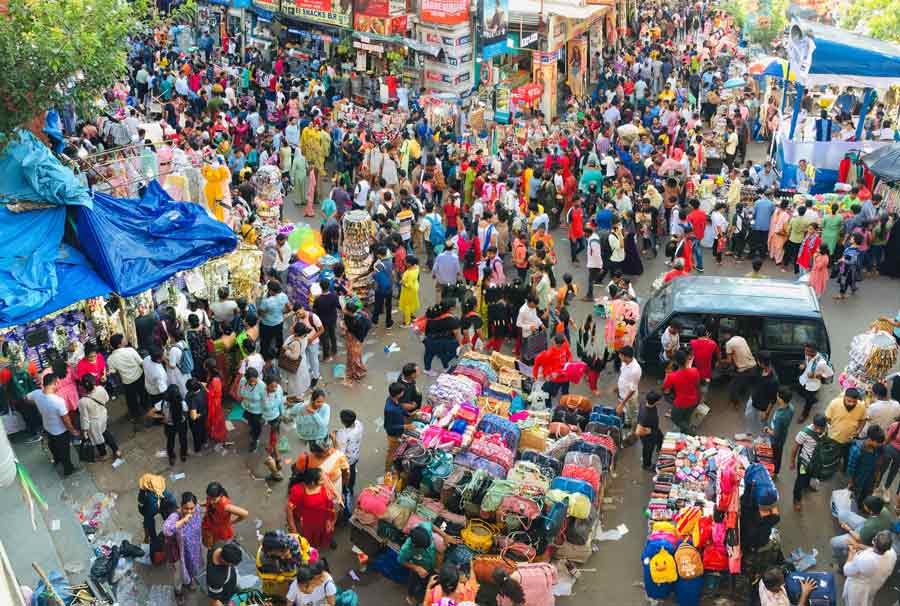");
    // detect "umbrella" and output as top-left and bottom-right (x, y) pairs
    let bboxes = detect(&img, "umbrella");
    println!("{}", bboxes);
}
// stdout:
(762, 59), (797, 81)
(749, 62), (767, 75)
(862, 143), (900, 183)
(724, 77), (746, 89)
